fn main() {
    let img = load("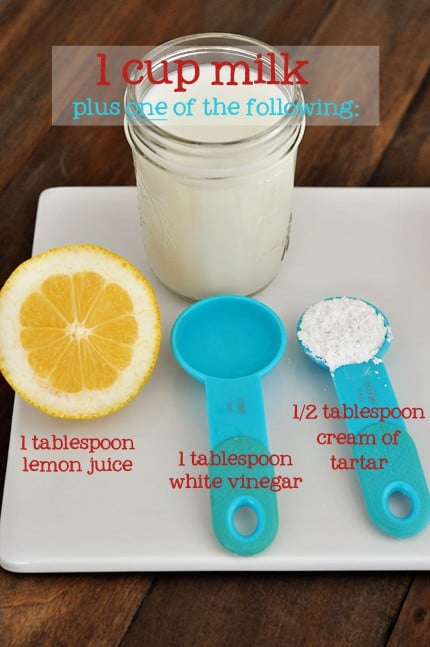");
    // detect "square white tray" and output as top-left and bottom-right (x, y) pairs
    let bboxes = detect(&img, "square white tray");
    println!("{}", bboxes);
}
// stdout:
(0, 186), (429, 572)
